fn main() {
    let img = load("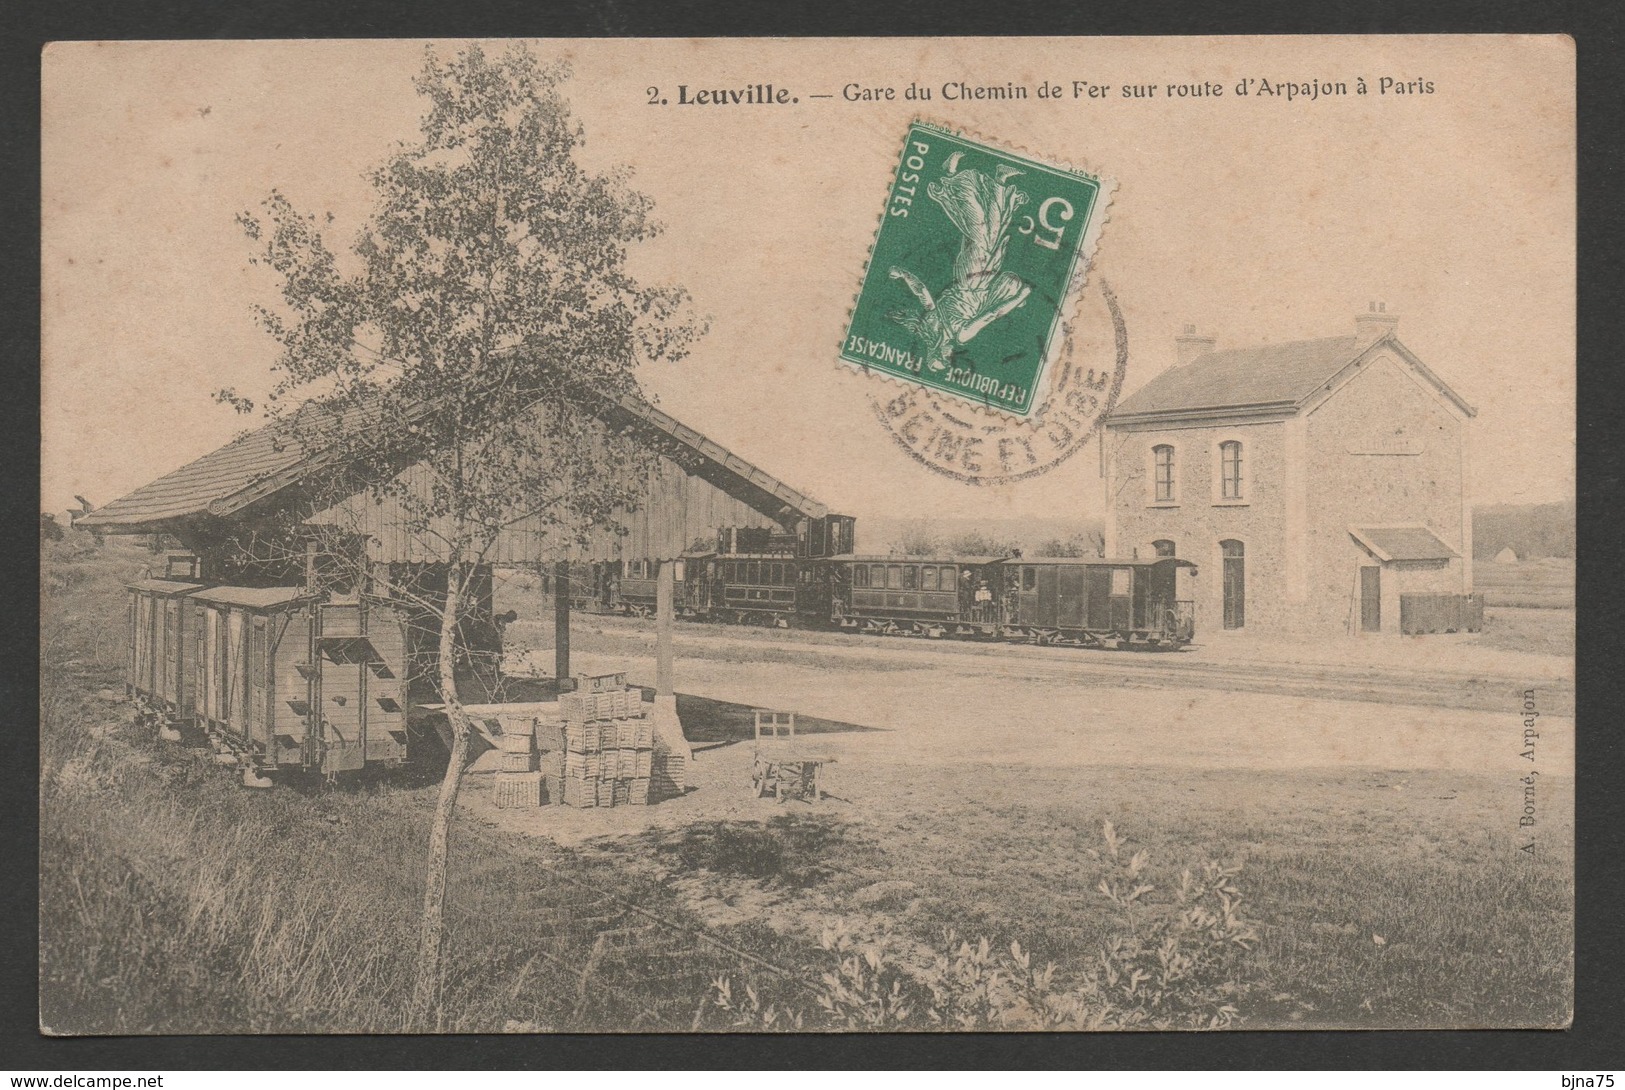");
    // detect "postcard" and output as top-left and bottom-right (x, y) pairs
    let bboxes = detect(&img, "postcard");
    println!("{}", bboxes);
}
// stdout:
(41, 35), (1574, 1033)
